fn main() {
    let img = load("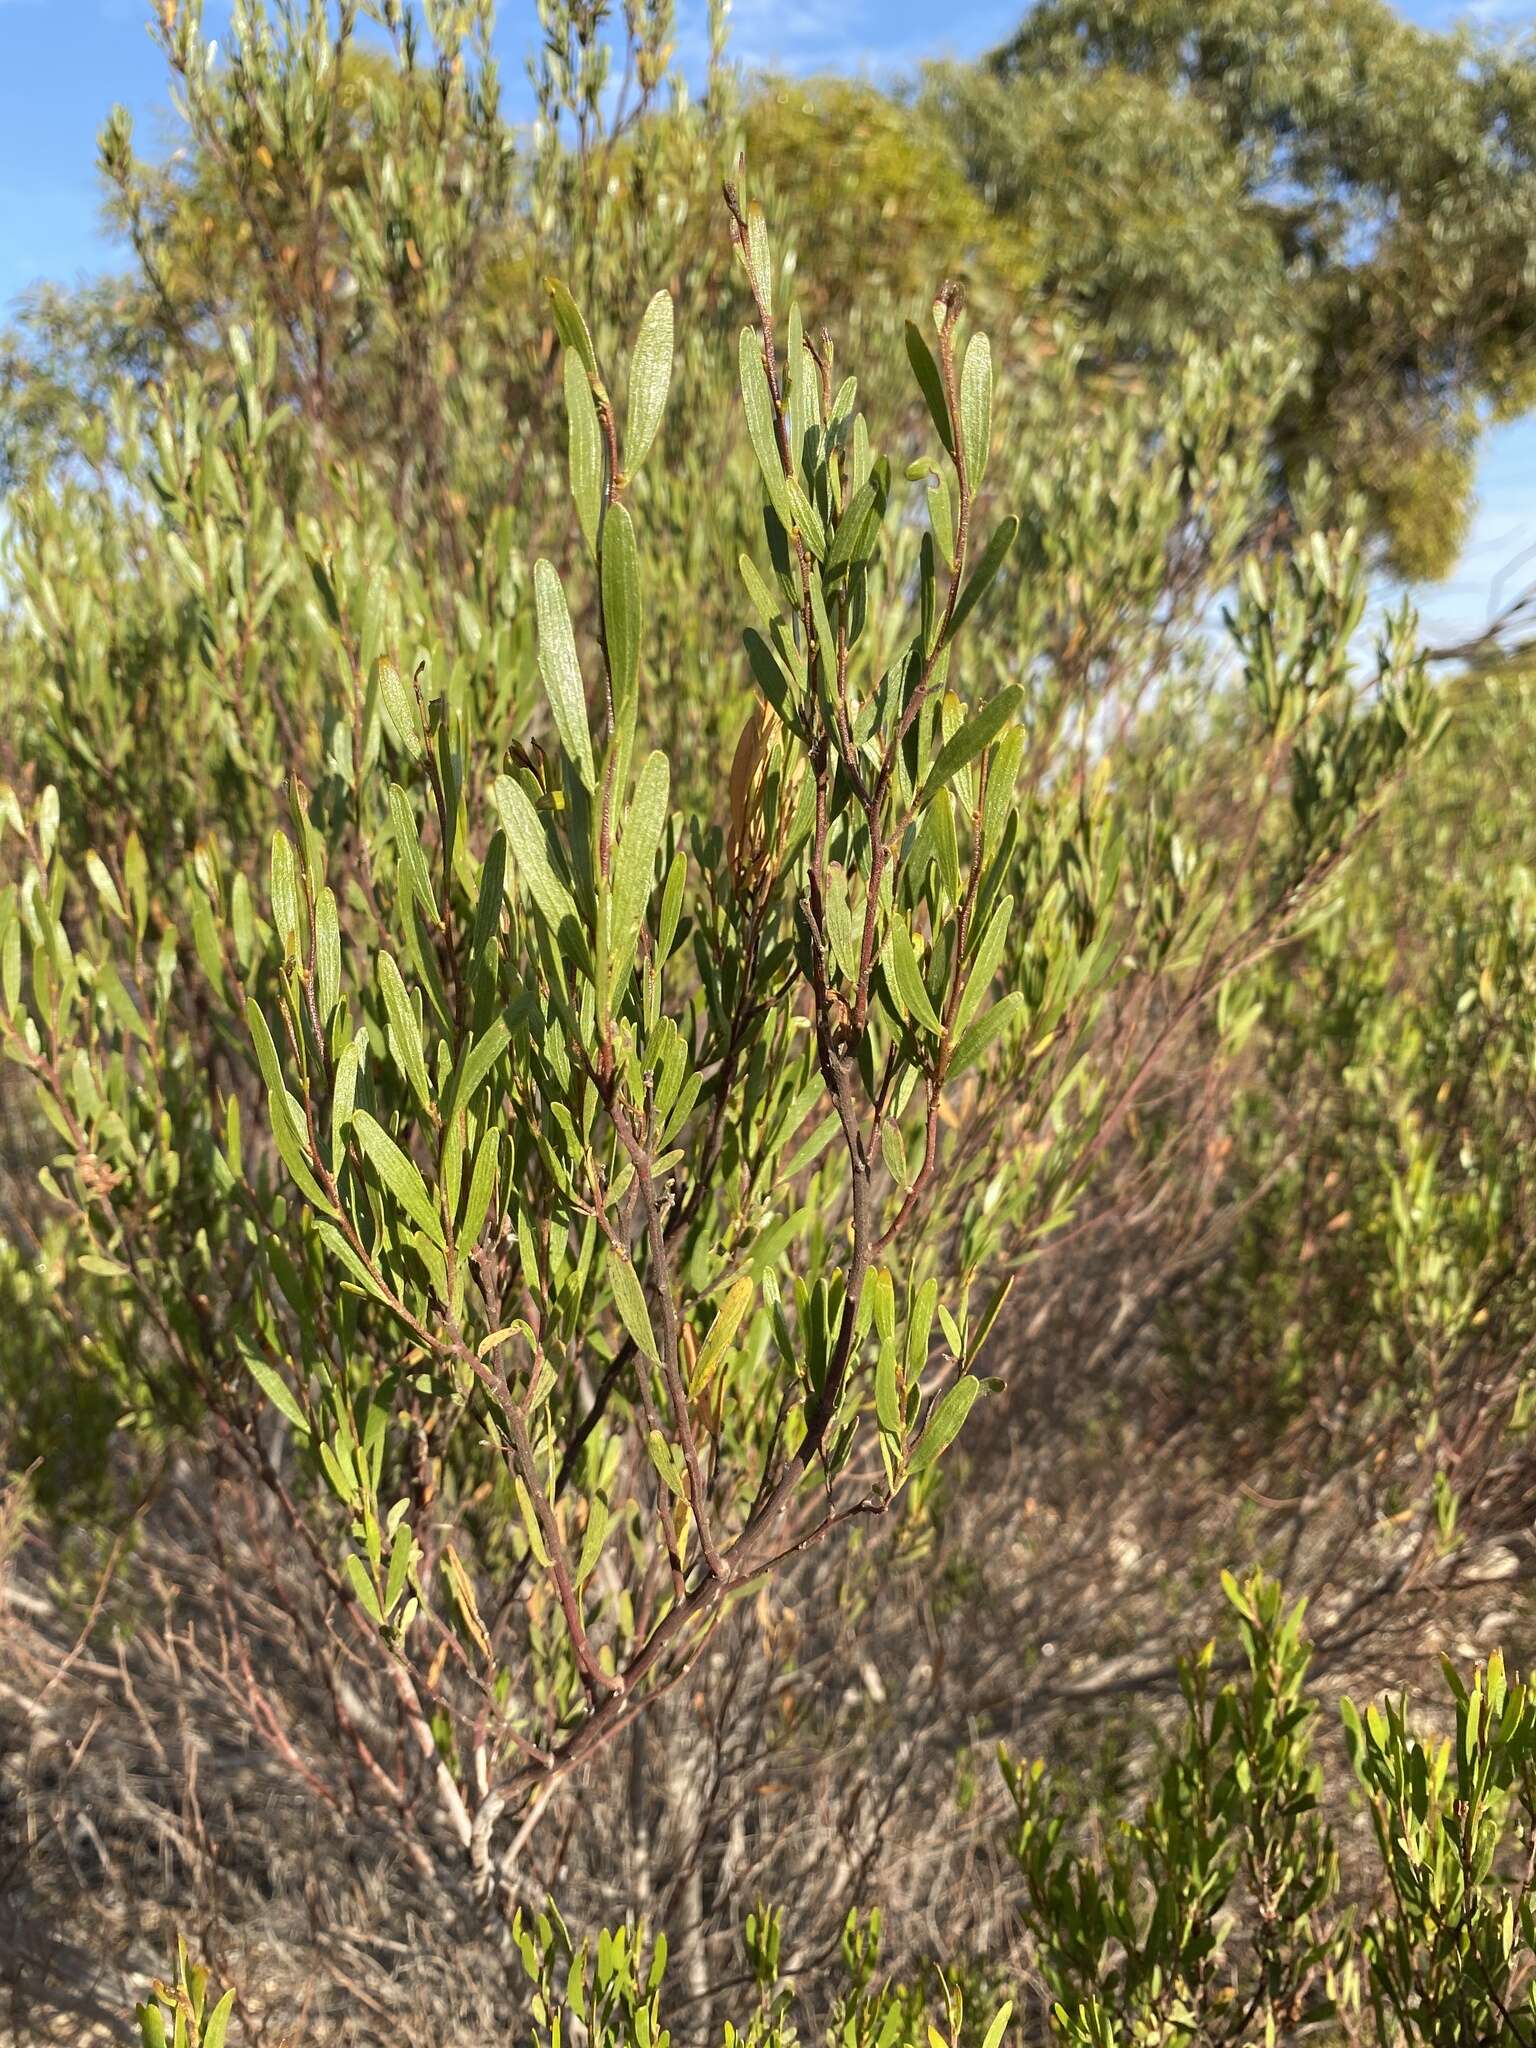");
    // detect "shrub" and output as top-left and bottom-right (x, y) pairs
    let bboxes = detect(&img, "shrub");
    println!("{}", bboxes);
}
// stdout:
(0, 128), (1438, 1905)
